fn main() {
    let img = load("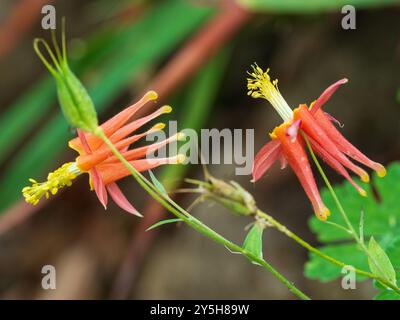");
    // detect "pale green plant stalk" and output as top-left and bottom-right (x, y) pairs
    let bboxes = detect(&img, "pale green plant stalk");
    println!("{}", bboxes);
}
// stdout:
(254, 209), (400, 292)
(179, 158), (400, 293)
(94, 127), (311, 300)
